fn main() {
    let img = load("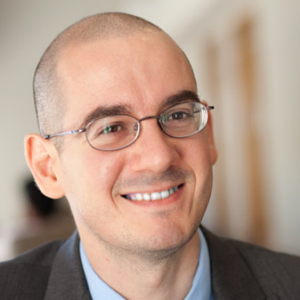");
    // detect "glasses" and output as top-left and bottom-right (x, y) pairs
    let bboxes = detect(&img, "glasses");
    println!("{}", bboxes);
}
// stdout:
(44, 101), (214, 151)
